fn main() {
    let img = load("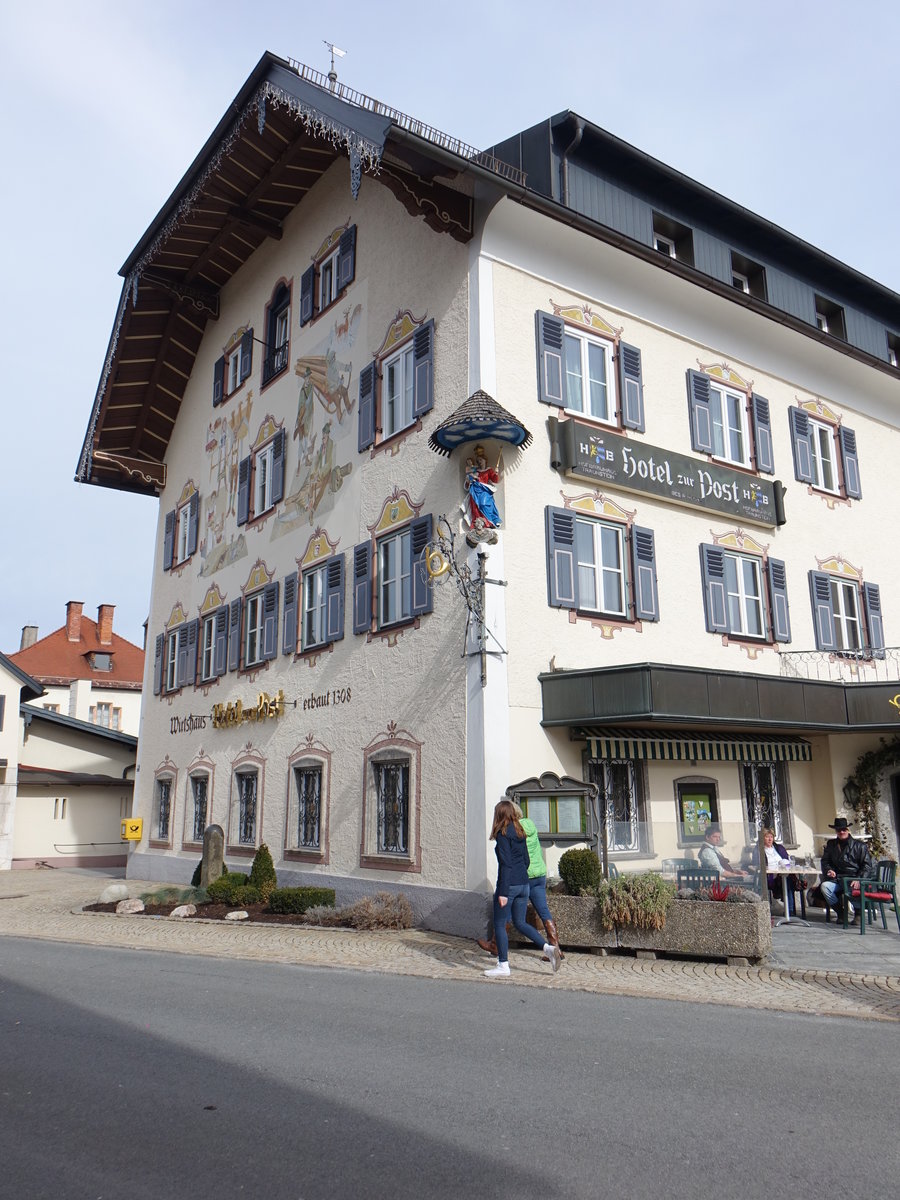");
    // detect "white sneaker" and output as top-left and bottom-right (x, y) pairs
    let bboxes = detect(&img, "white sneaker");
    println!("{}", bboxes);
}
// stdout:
(484, 961), (510, 978)
(846, 903), (855, 922)
(545, 943), (562, 973)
